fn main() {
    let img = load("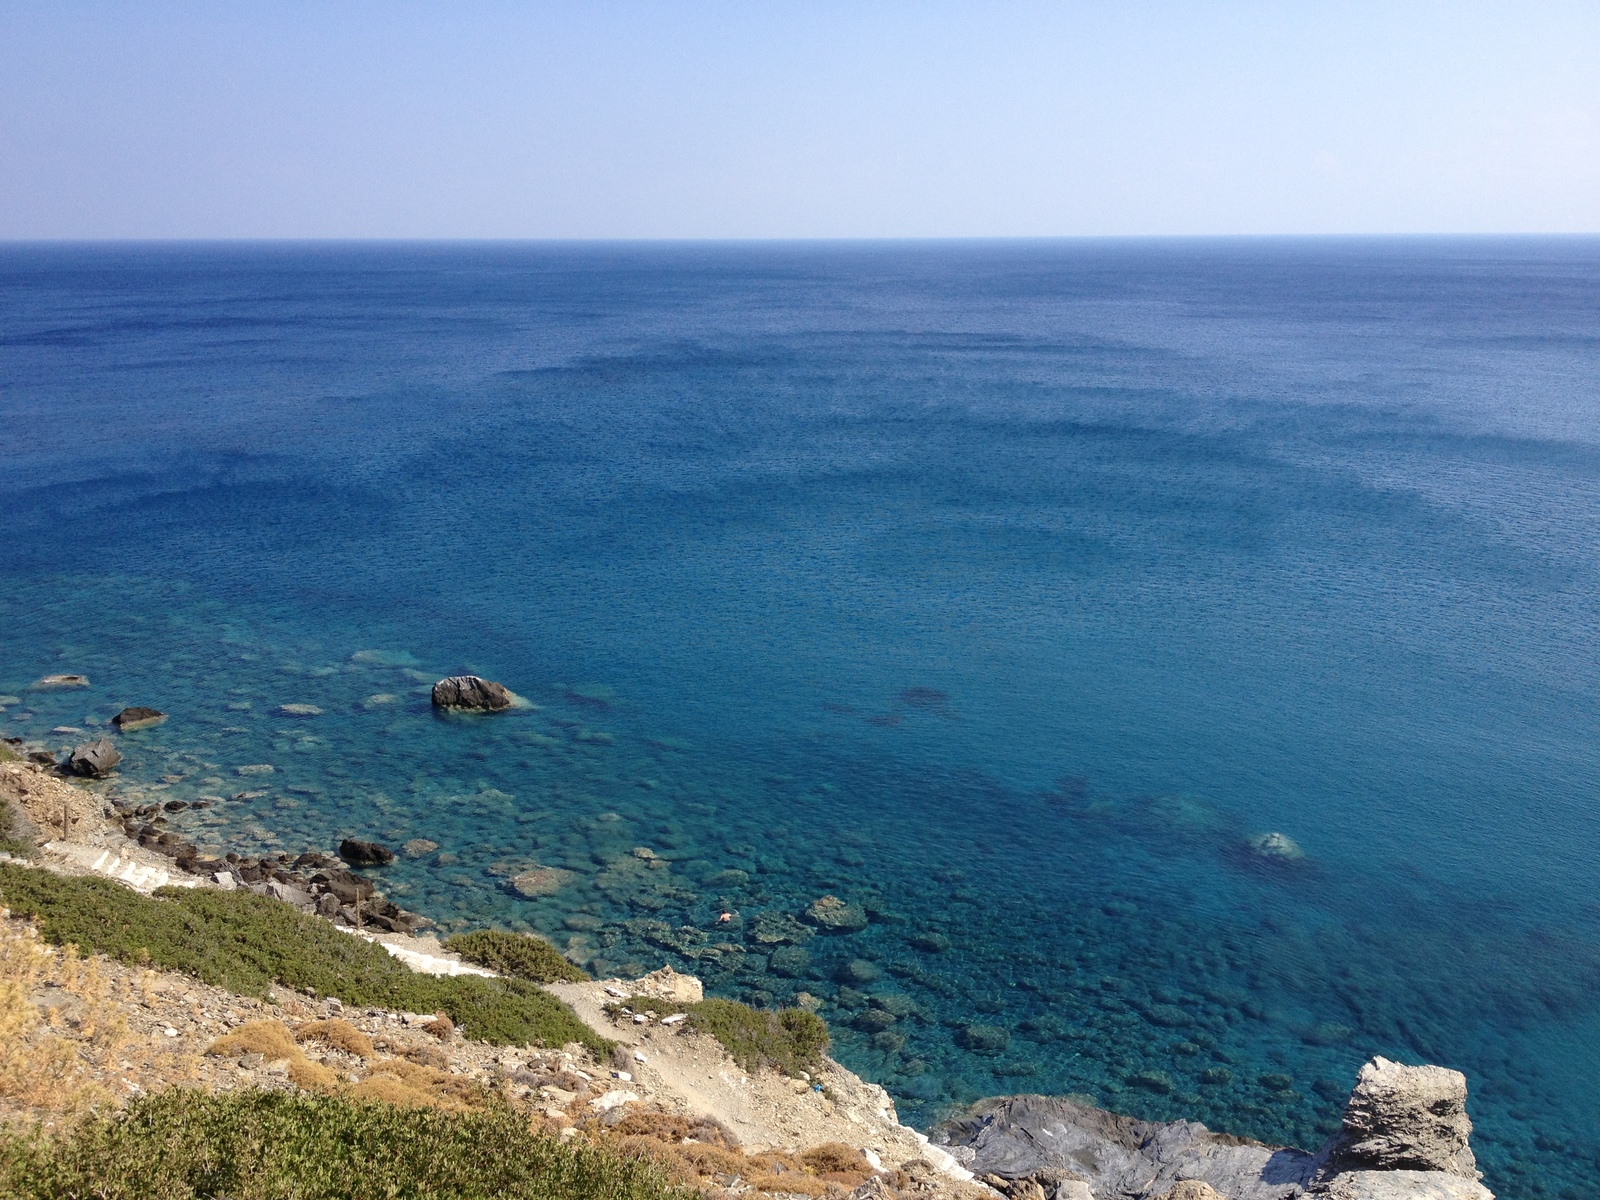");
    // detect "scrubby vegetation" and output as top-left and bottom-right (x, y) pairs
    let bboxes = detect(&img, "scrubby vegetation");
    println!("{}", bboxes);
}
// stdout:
(604, 995), (829, 1078)
(599, 1110), (879, 1197)
(443, 929), (589, 983)
(0, 1088), (691, 1200)
(0, 795), (35, 860)
(0, 865), (608, 1055)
